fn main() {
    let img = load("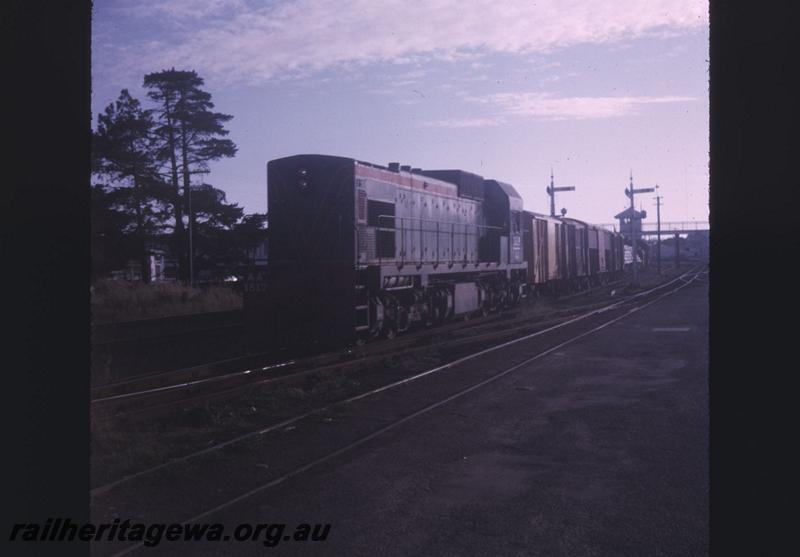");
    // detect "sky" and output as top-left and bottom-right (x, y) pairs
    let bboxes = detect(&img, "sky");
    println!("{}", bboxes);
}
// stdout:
(92, 0), (709, 226)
